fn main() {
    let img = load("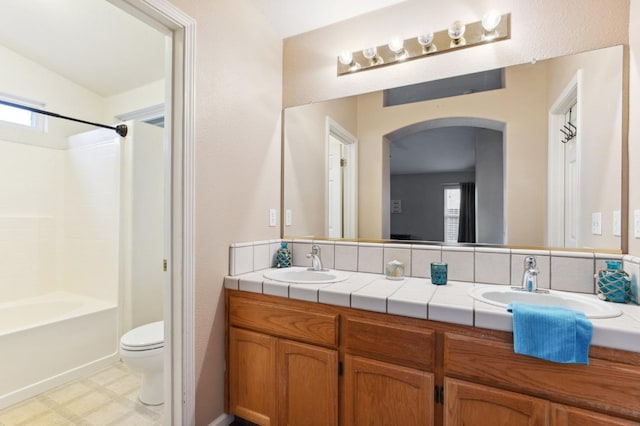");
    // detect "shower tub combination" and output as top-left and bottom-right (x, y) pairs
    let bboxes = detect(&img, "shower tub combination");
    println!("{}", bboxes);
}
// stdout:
(0, 292), (118, 409)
